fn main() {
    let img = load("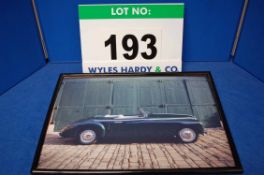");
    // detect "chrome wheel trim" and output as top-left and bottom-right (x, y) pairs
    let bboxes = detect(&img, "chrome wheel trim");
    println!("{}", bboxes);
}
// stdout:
(179, 128), (197, 143)
(79, 130), (96, 144)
